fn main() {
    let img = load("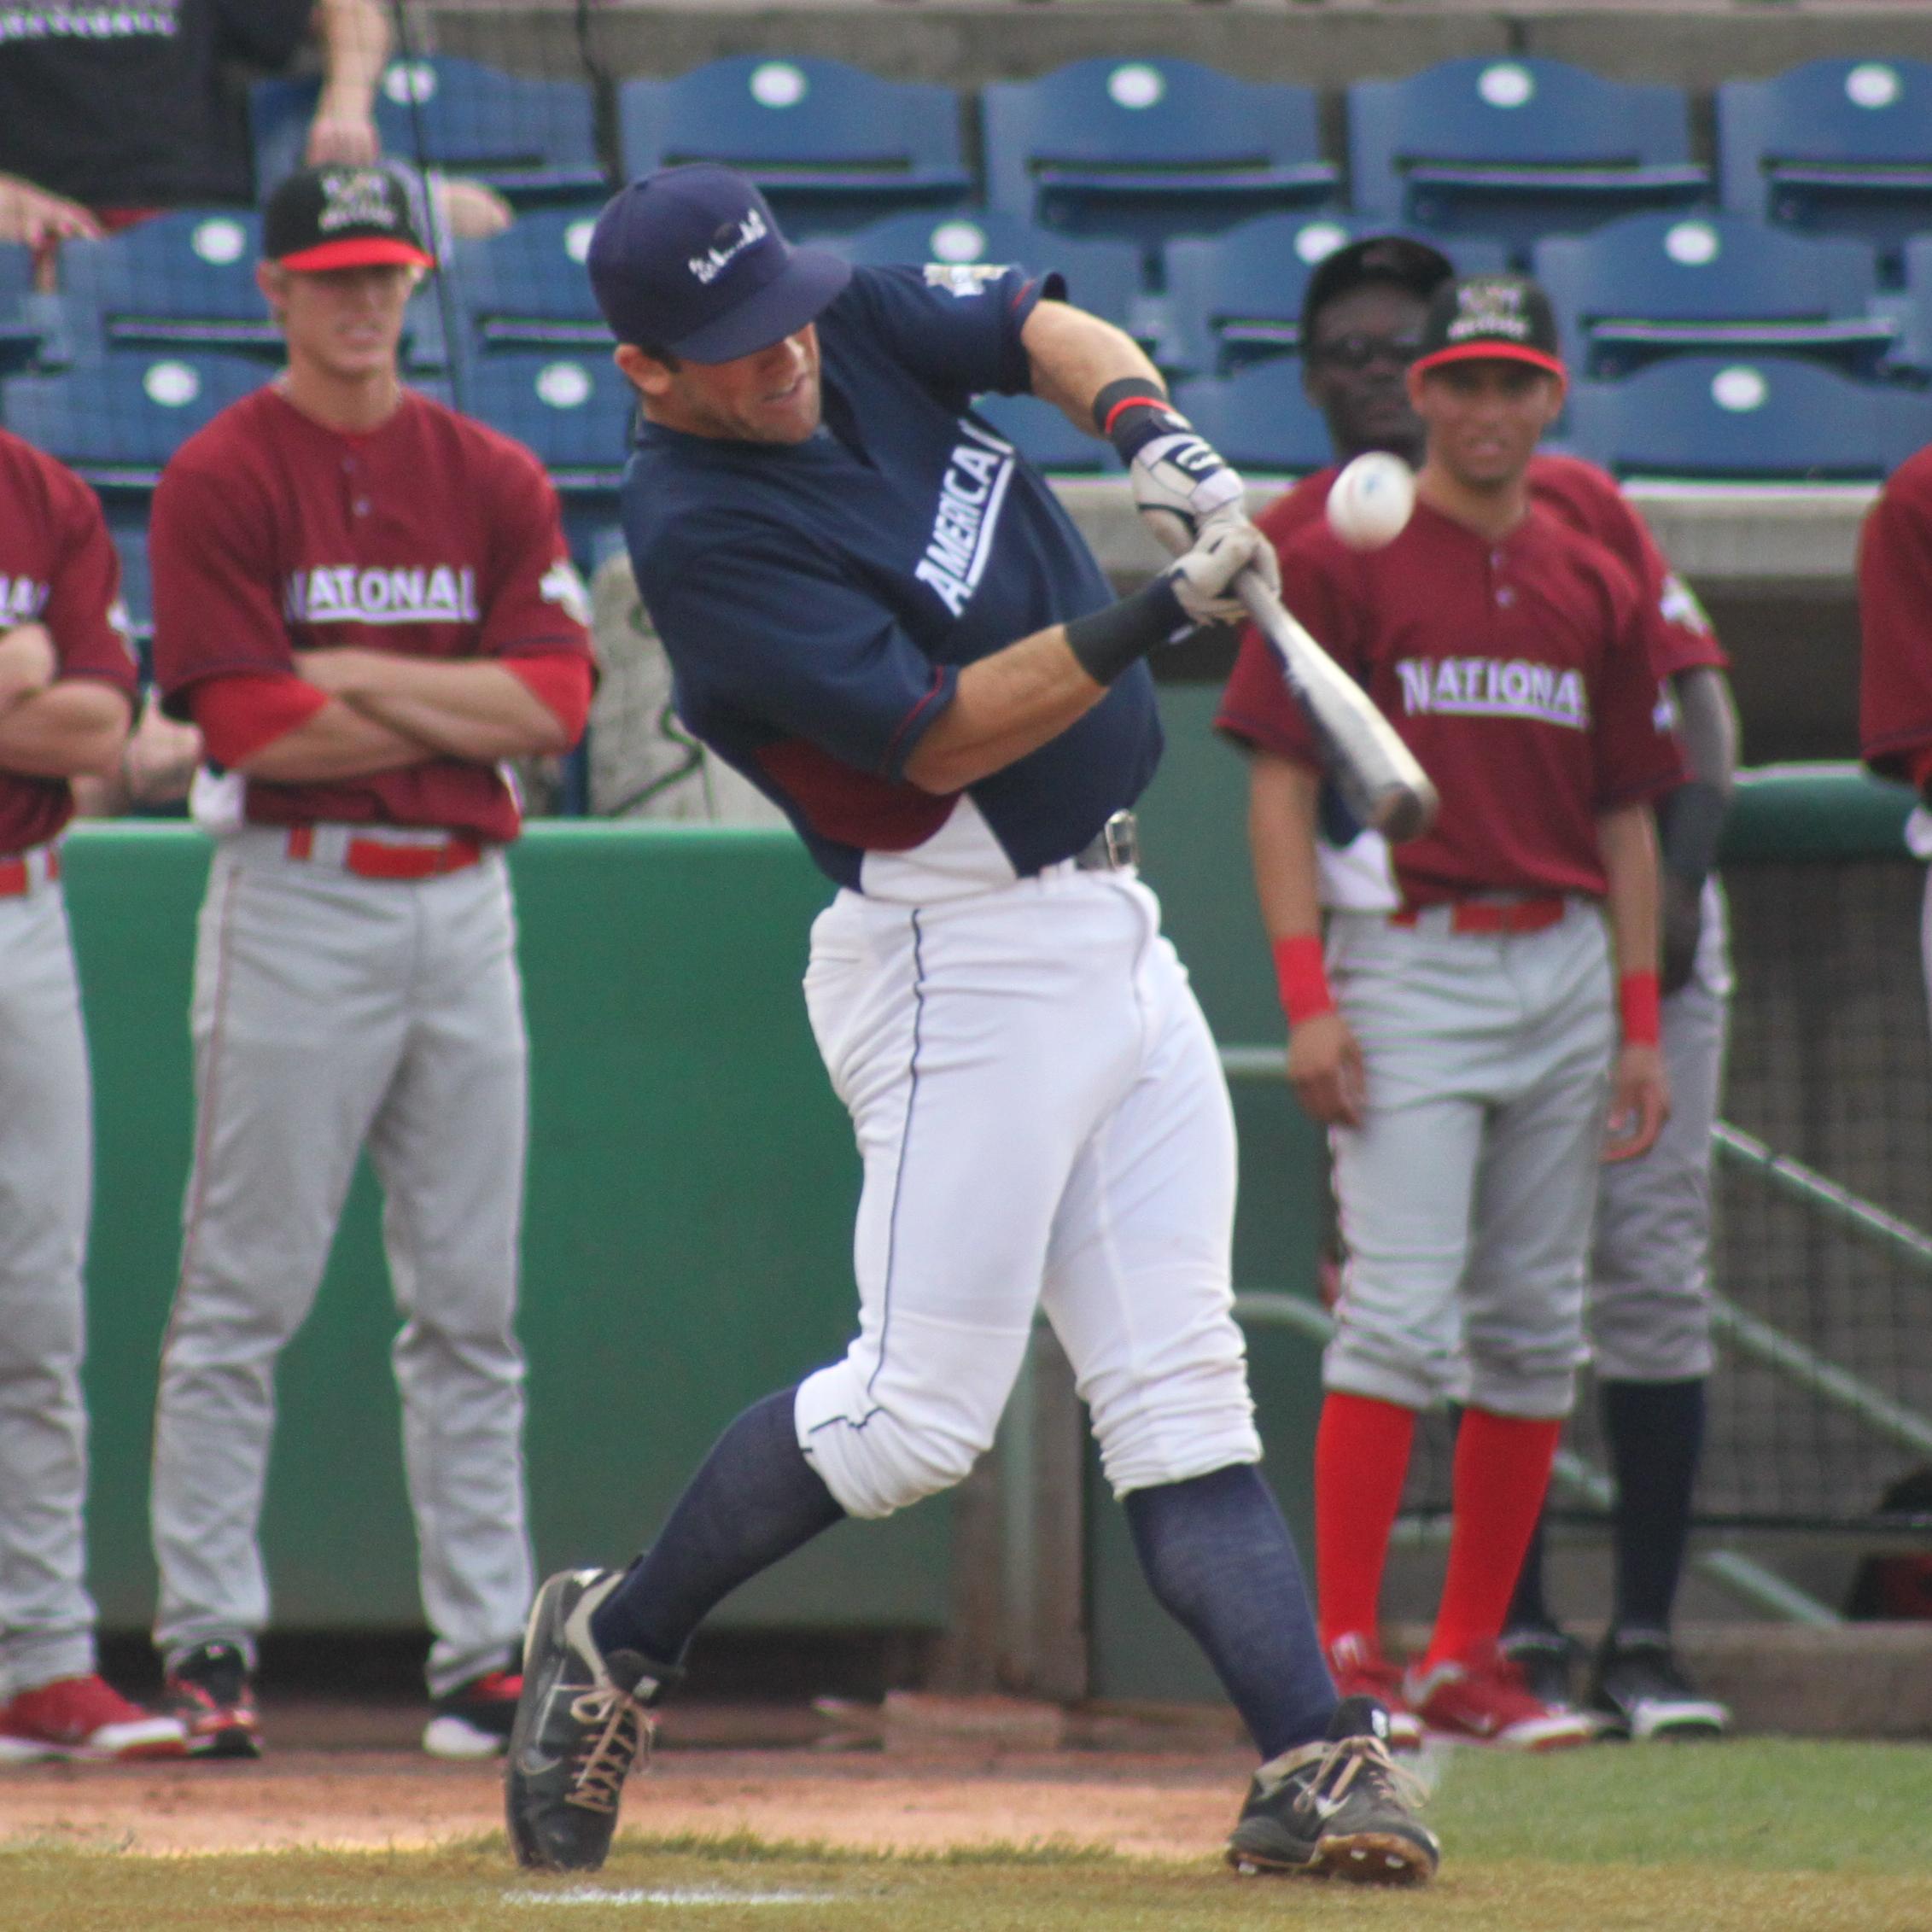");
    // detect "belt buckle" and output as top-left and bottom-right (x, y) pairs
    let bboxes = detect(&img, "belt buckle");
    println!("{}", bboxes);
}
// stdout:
(1099, 809), (1138, 871)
